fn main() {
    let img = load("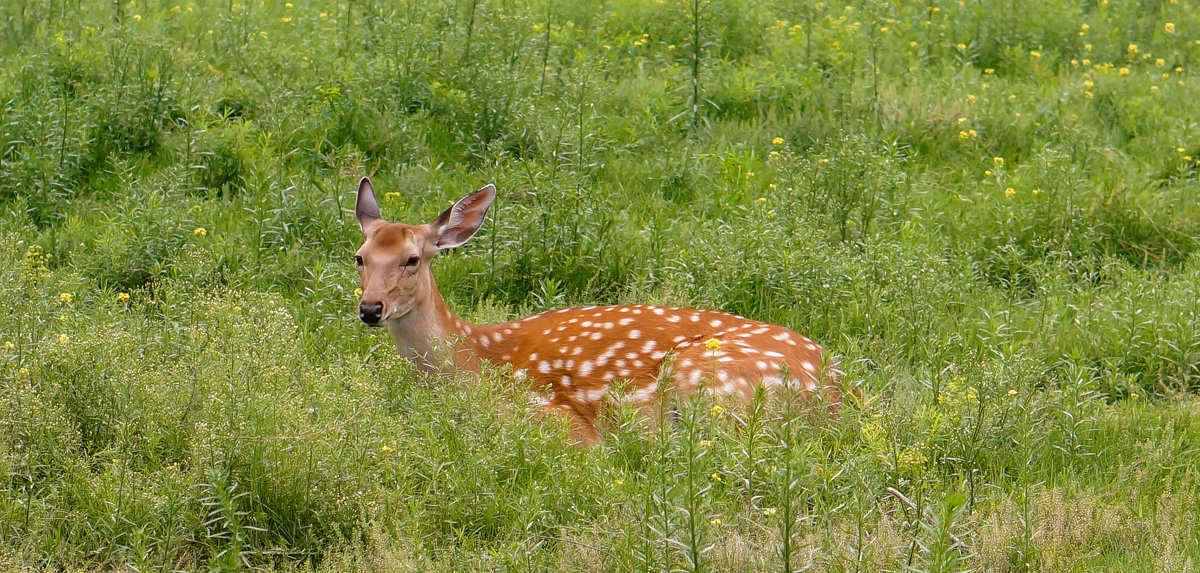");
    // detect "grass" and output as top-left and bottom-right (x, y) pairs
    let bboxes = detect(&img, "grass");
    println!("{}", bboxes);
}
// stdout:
(2, 0), (1200, 570)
